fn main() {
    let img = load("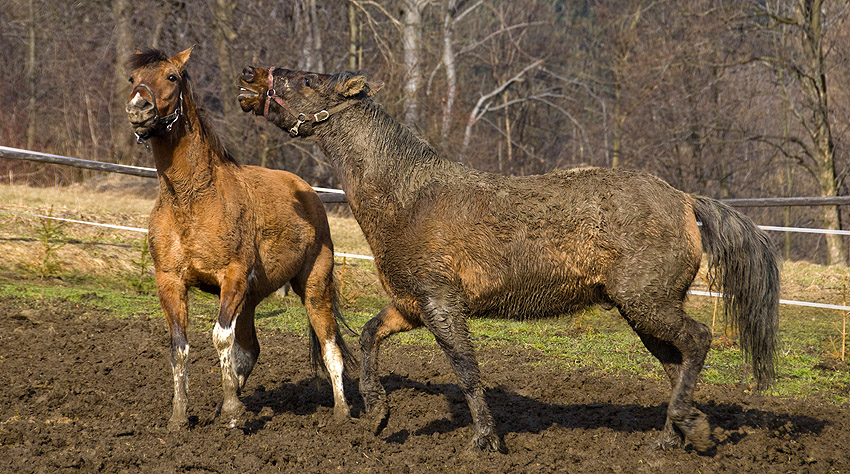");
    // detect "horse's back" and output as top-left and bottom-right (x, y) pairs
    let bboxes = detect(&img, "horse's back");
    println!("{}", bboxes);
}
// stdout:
(383, 166), (701, 318)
